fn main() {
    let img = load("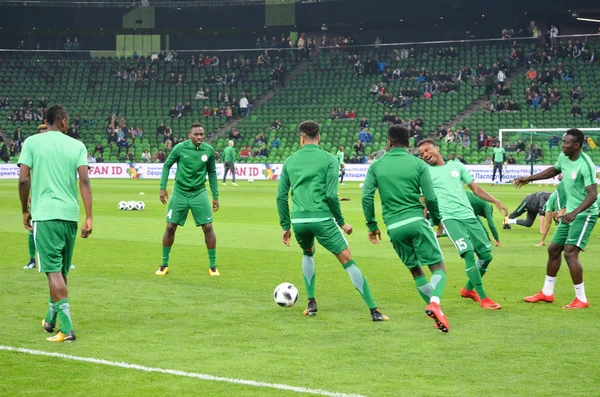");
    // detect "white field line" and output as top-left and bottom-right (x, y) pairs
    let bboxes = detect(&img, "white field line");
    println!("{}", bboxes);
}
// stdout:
(0, 345), (366, 397)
